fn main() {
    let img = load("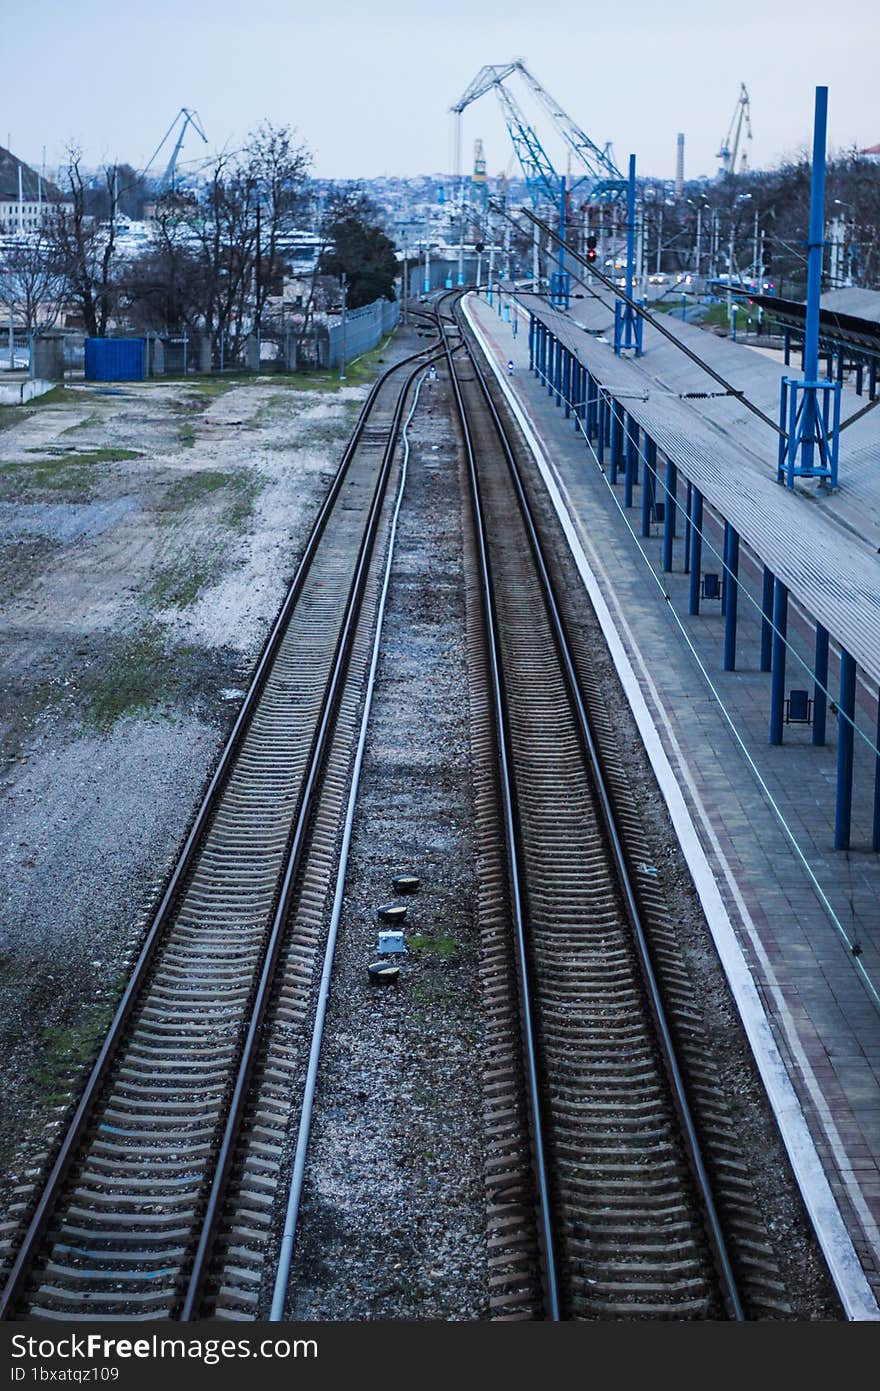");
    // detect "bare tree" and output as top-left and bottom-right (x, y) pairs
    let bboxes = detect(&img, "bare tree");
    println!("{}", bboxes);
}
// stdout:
(50, 148), (120, 337)
(0, 227), (67, 331)
(128, 124), (312, 364)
